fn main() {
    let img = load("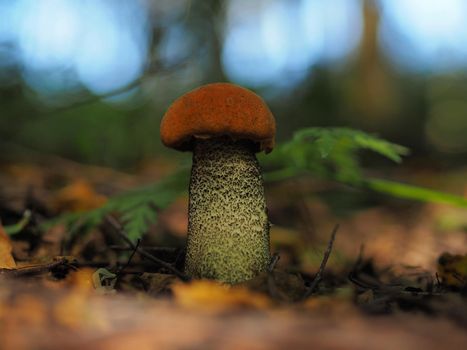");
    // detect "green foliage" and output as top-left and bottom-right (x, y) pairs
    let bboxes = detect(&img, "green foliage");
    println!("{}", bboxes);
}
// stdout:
(262, 127), (467, 208)
(45, 127), (467, 241)
(262, 127), (409, 184)
(4, 210), (32, 235)
(365, 178), (467, 208)
(44, 169), (189, 241)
